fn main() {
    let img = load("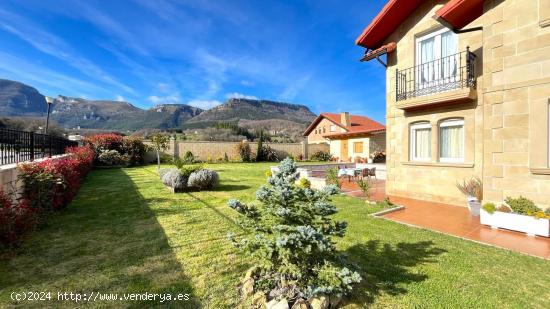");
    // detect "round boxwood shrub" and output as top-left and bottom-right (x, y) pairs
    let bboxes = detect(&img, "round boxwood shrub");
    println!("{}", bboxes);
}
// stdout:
(161, 169), (188, 192)
(187, 169), (219, 190)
